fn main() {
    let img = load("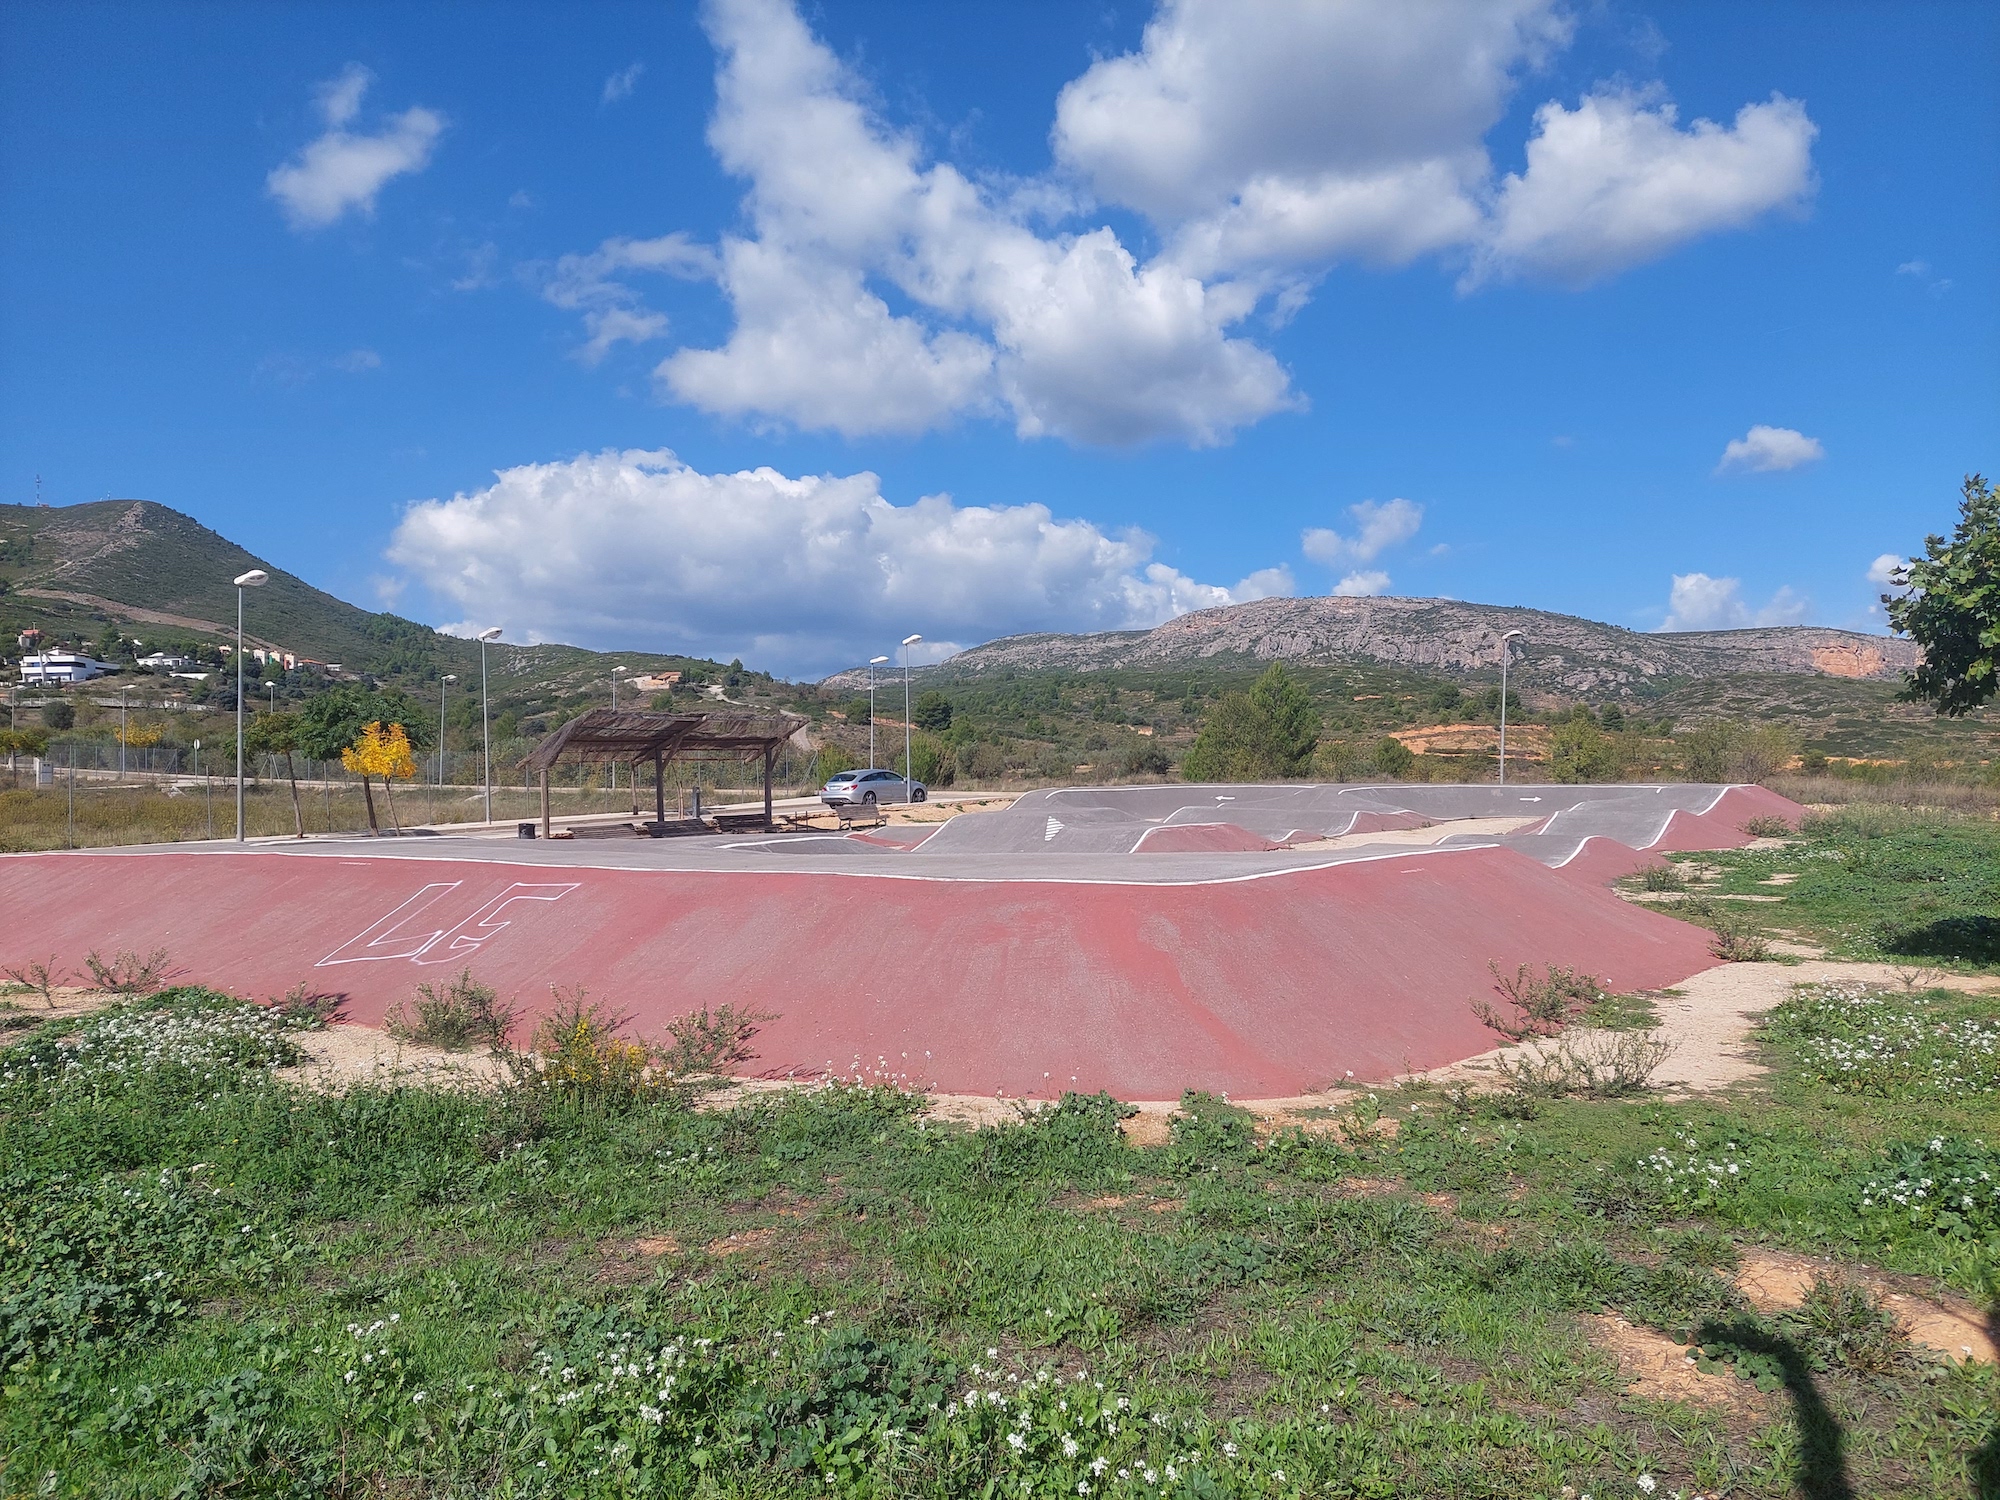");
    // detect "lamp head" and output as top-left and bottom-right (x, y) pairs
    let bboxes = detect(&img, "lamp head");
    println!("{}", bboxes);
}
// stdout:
(477, 626), (503, 642)
(902, 633), (923, 646)
(1501, 629), (1525, 642)
(443, 674), (457, 684)
(234, 569), (268, 588)
(870, 655), (889, 664)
